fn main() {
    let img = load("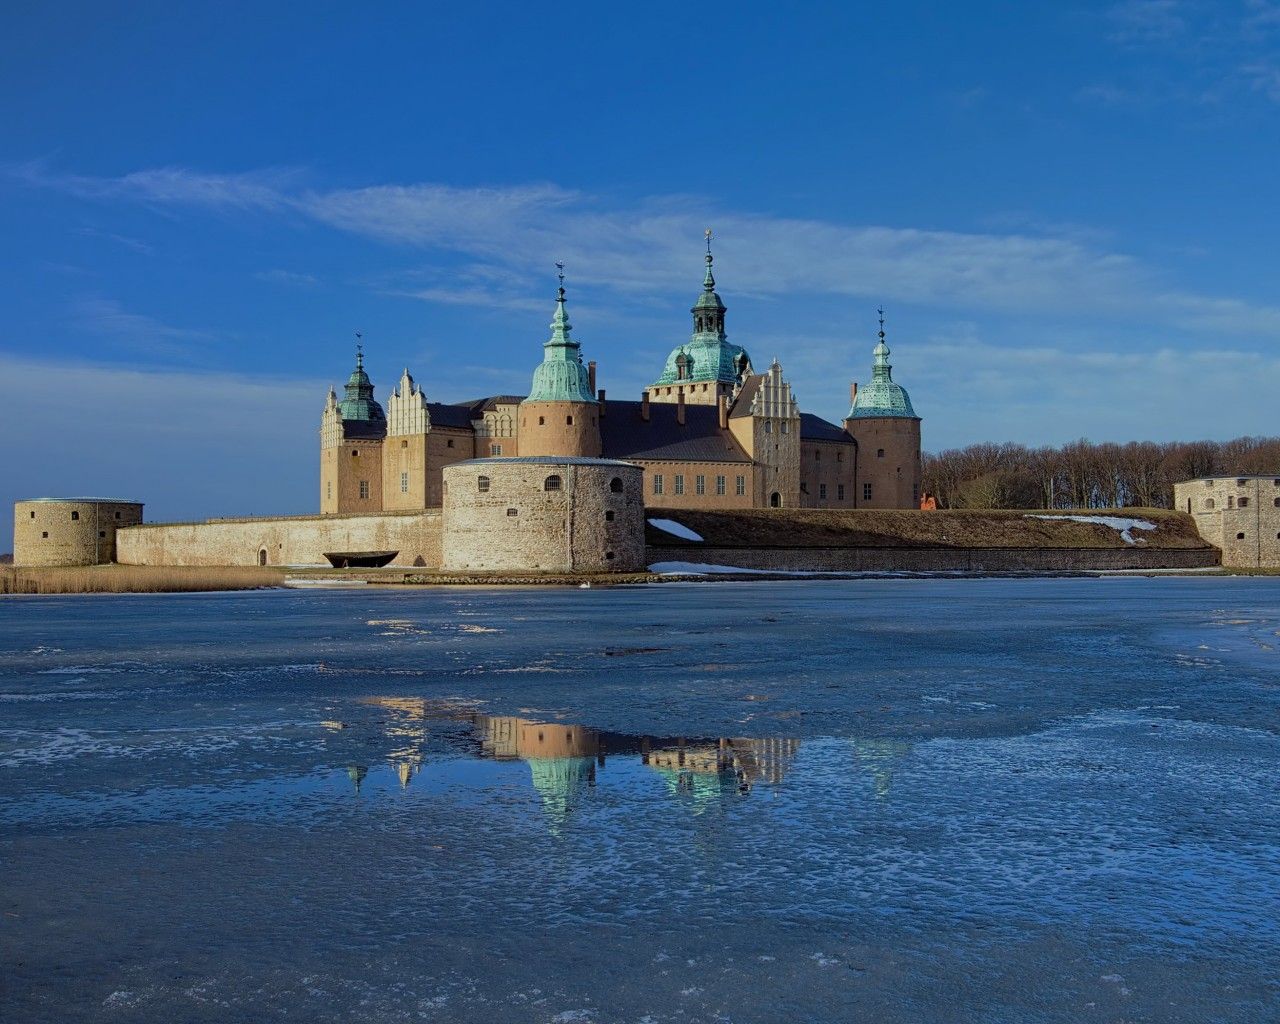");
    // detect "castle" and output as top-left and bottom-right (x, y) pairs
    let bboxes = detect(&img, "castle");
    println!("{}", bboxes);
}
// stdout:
(318, 237), (923, 518)
(13, 237), (930, 574)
